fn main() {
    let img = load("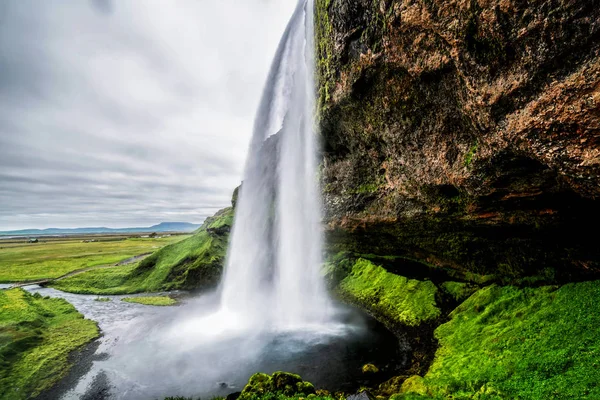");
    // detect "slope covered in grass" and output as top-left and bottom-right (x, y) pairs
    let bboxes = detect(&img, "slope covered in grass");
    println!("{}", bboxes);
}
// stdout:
(51, 207), (234, 294)
(0, 288), (99, 400)
(336, 258), (441, 328)
(393, 281), (600, 399)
